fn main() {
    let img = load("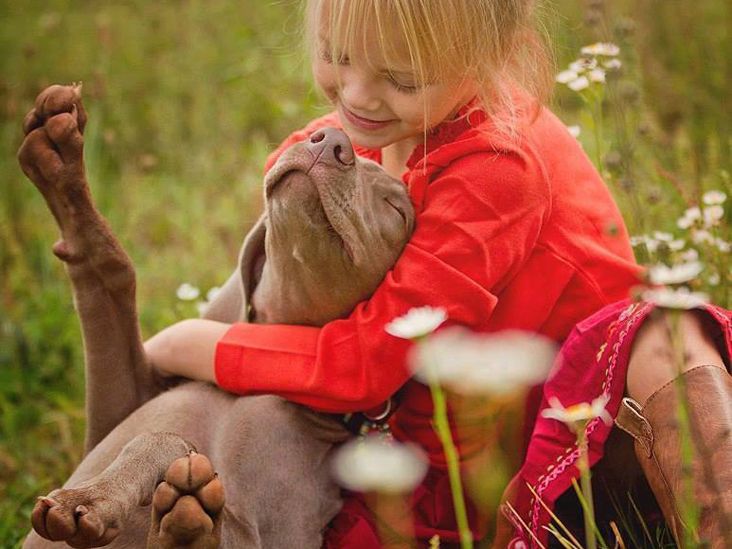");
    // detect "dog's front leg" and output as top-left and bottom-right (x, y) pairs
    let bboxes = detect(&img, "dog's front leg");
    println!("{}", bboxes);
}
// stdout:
(18, 85), (163, 452)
